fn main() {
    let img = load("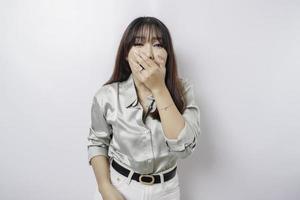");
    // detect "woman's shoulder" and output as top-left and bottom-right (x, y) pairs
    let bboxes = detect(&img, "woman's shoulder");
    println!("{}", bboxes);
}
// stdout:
(93, 82), (118, 103)
(178, 76), (194, 94)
